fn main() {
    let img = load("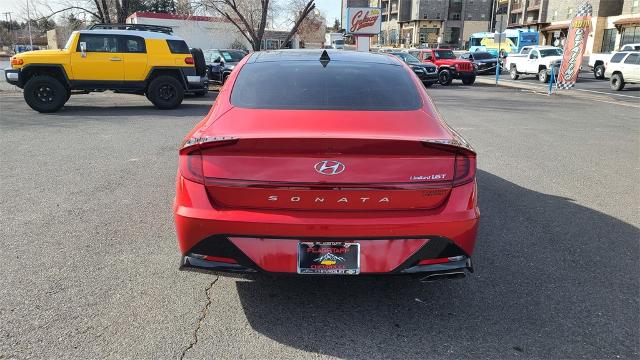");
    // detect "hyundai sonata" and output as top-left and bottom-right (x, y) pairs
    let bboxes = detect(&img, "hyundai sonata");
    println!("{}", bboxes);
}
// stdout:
(174, 50), (479, 280)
